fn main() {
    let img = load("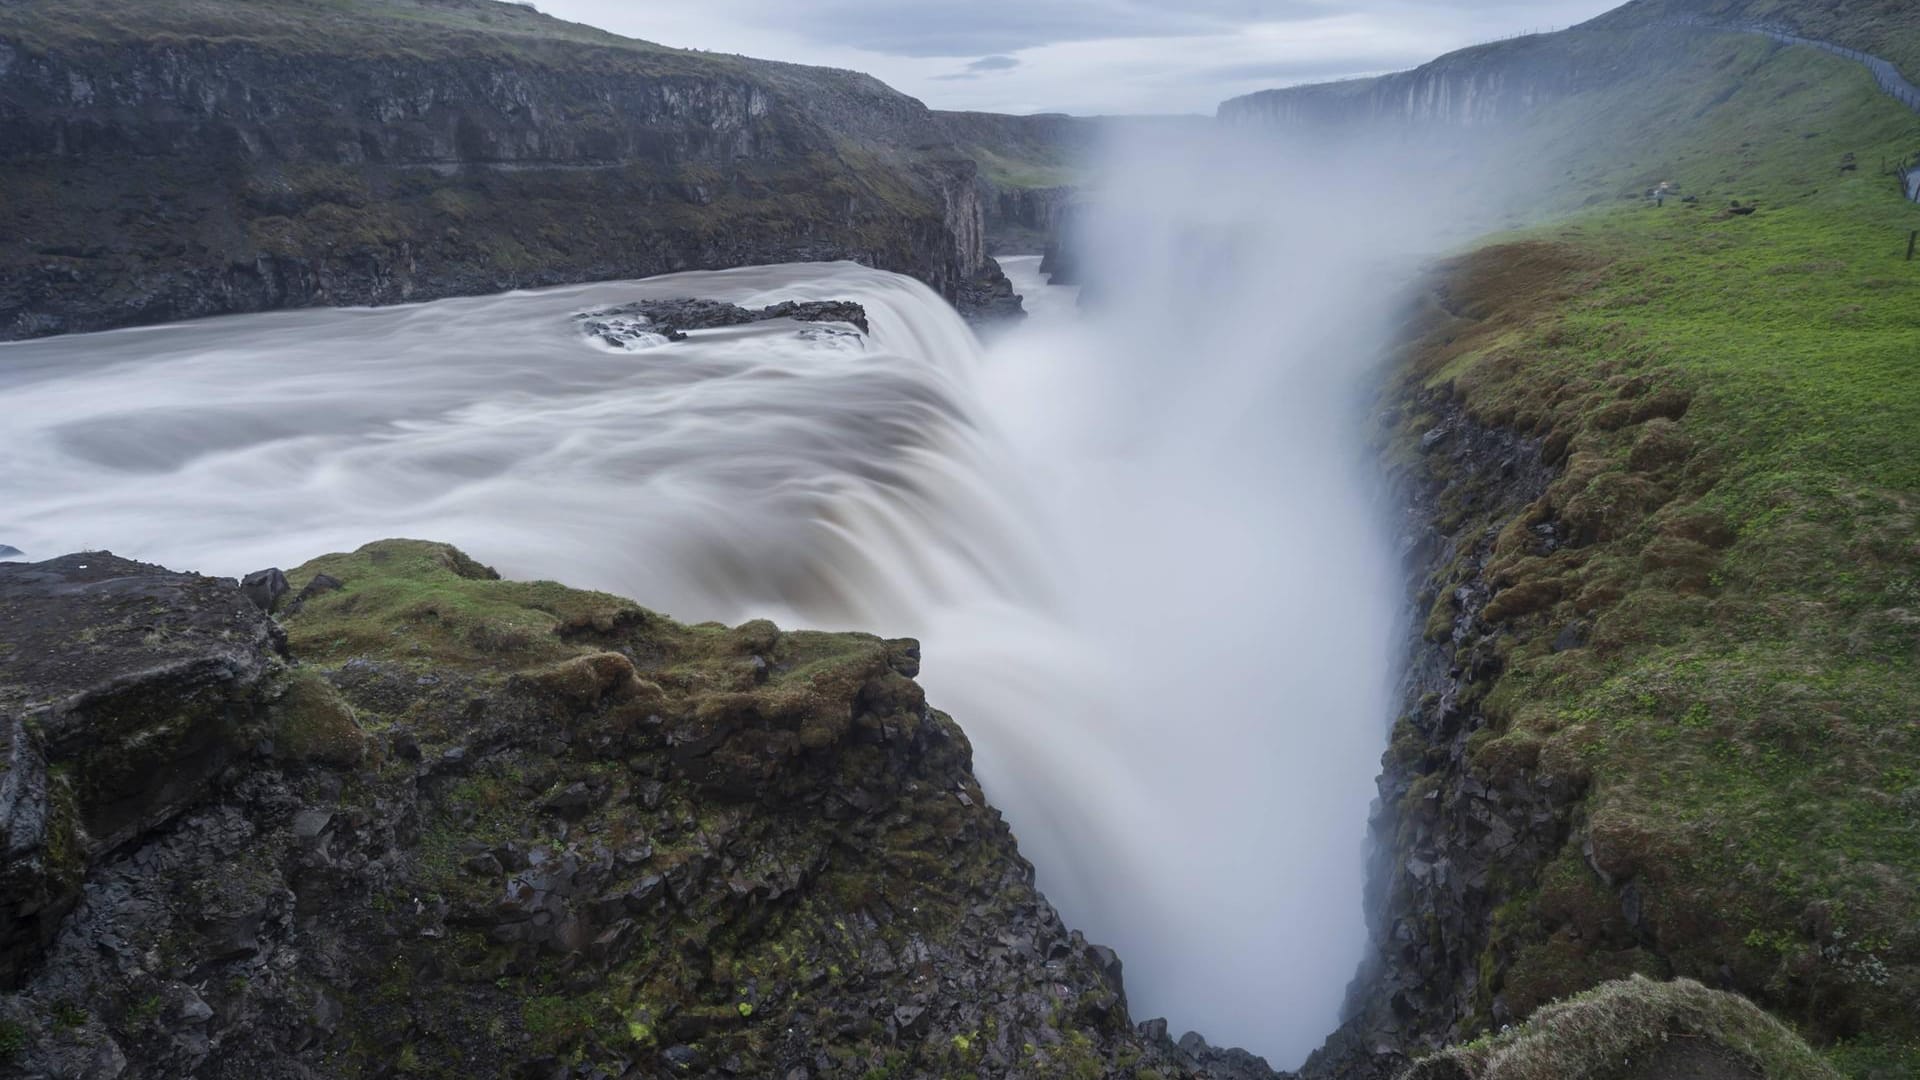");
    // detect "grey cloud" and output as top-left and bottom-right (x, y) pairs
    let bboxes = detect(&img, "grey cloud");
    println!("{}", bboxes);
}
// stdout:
(759, 0), (1324, 57)
(534, 0), (1630, 114)
(968, 54), (1022, 71)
